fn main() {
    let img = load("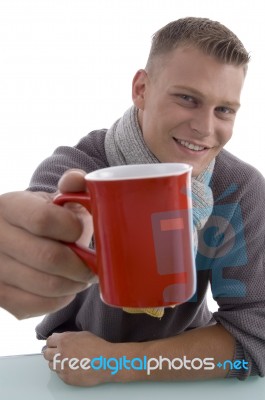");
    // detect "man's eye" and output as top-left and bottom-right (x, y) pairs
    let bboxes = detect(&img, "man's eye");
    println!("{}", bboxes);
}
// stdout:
(174, 94), (197, 106)
(179, 95), (195, 102)
(216, 106), (234, 114)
